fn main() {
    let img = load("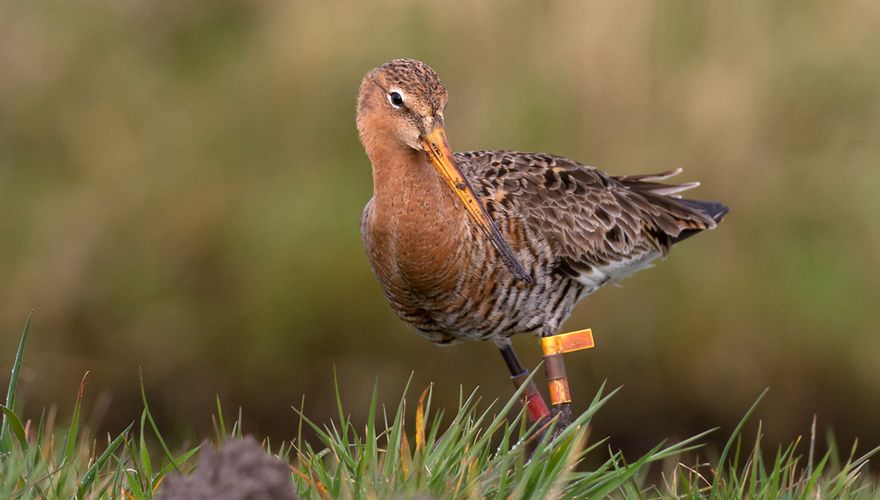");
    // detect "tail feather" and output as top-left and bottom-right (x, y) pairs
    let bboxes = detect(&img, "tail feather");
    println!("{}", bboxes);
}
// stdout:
(614, 167), (728, 246)
(615, 167), (684, 183)
(670, 199), (729, 244)
(615, 168), (702, 197)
